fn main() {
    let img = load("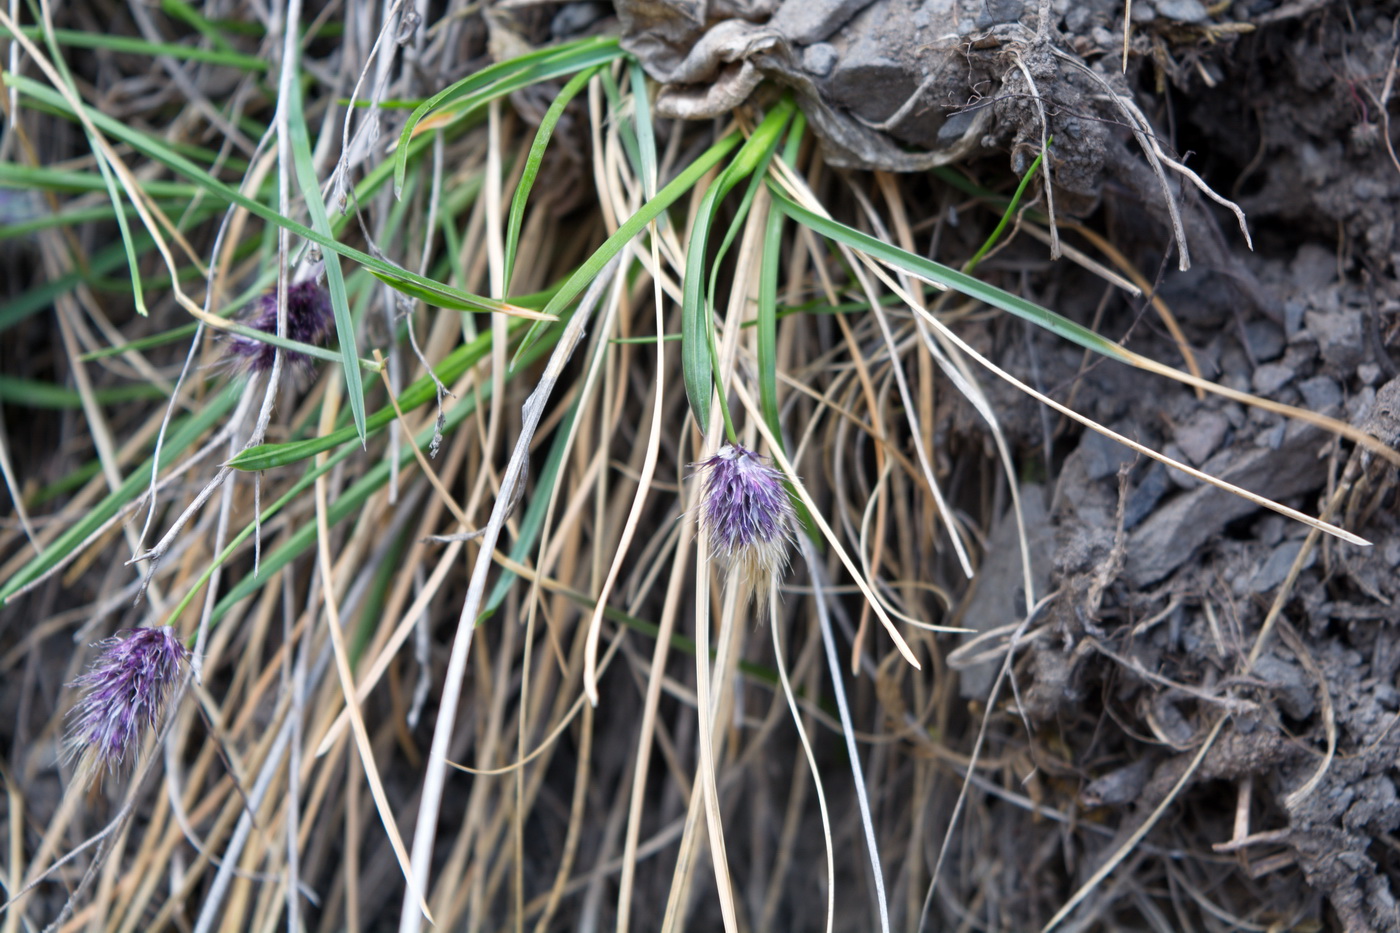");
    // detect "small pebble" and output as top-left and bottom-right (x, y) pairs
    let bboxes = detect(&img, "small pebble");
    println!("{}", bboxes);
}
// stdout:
(1175, 410), (1230, 465)
(1125, 463), (1170, 529)
(1298, 375), (1342, 412)
(1252, 362), (1294, 395)
(1243, 321), (1285, 362)
(1305, 308), (1365, 370)
(1155, 0), (1210, 21)
(1284, 299), (1307, 339)
(1256, 421), (1287, 450)
(1162, 442), (1201, 489)
(1251, 540), (1315, 595)
(803, 43), (838, 77)
(1079, 429), (1136, 481)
